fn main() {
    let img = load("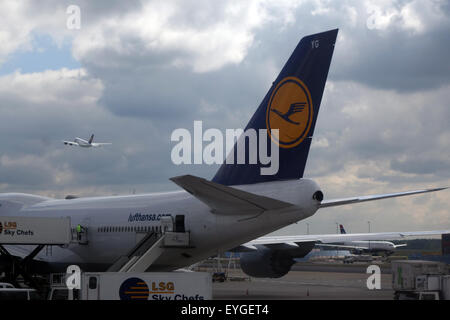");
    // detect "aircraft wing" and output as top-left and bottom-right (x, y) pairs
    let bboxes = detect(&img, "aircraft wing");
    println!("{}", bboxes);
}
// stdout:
(63, 141), (79, 146)
(246, 229), (450, 247)
(315, 243), (369, 250)
(320, 187), (447, 208)
(170, 175), (294, 215)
